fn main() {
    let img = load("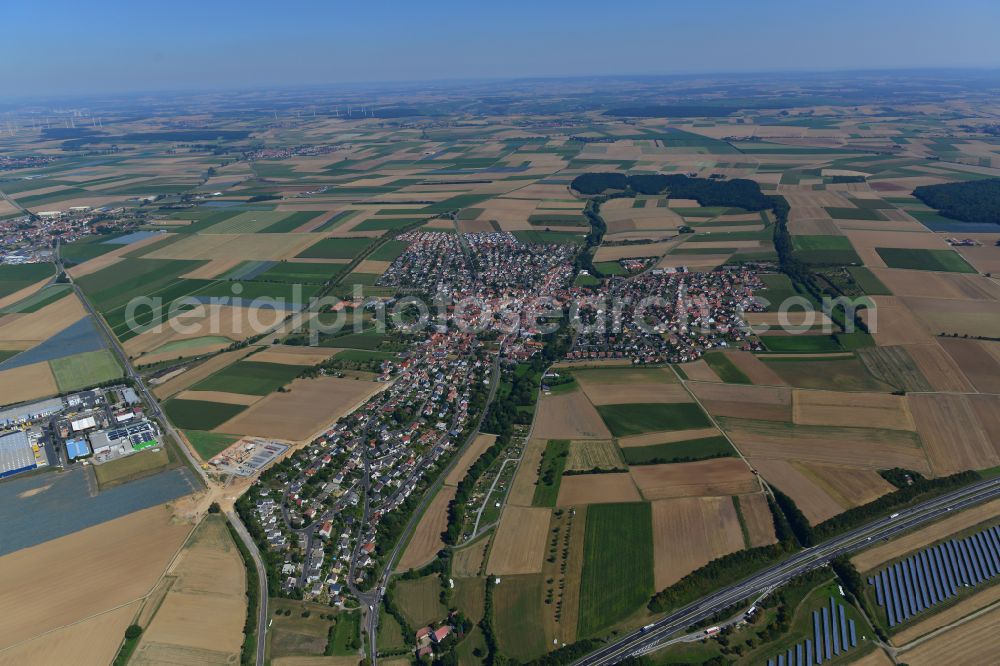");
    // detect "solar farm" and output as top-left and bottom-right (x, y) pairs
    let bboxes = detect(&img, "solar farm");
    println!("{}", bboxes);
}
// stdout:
(867, 522), (1000, 628)
(766, 596), (860, 666)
